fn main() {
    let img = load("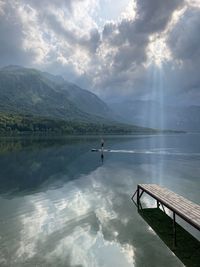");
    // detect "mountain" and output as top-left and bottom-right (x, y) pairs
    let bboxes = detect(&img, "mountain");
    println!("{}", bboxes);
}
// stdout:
(0, 66), (158, 134)
(0, 65), (116, 123)
(60, 82), (114, 119)
(110, 100), (200, 131)
(167, 105), (200, 131)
